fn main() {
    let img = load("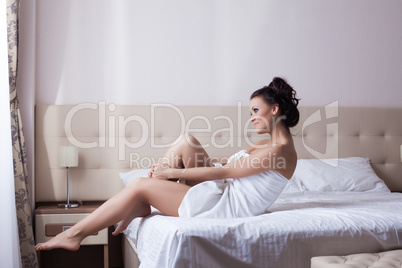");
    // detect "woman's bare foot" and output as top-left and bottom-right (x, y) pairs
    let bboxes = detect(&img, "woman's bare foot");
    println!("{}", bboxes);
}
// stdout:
(112, 205), (151, 236)
(35, 230), (82, 251)
(112, 218), (132, 236)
